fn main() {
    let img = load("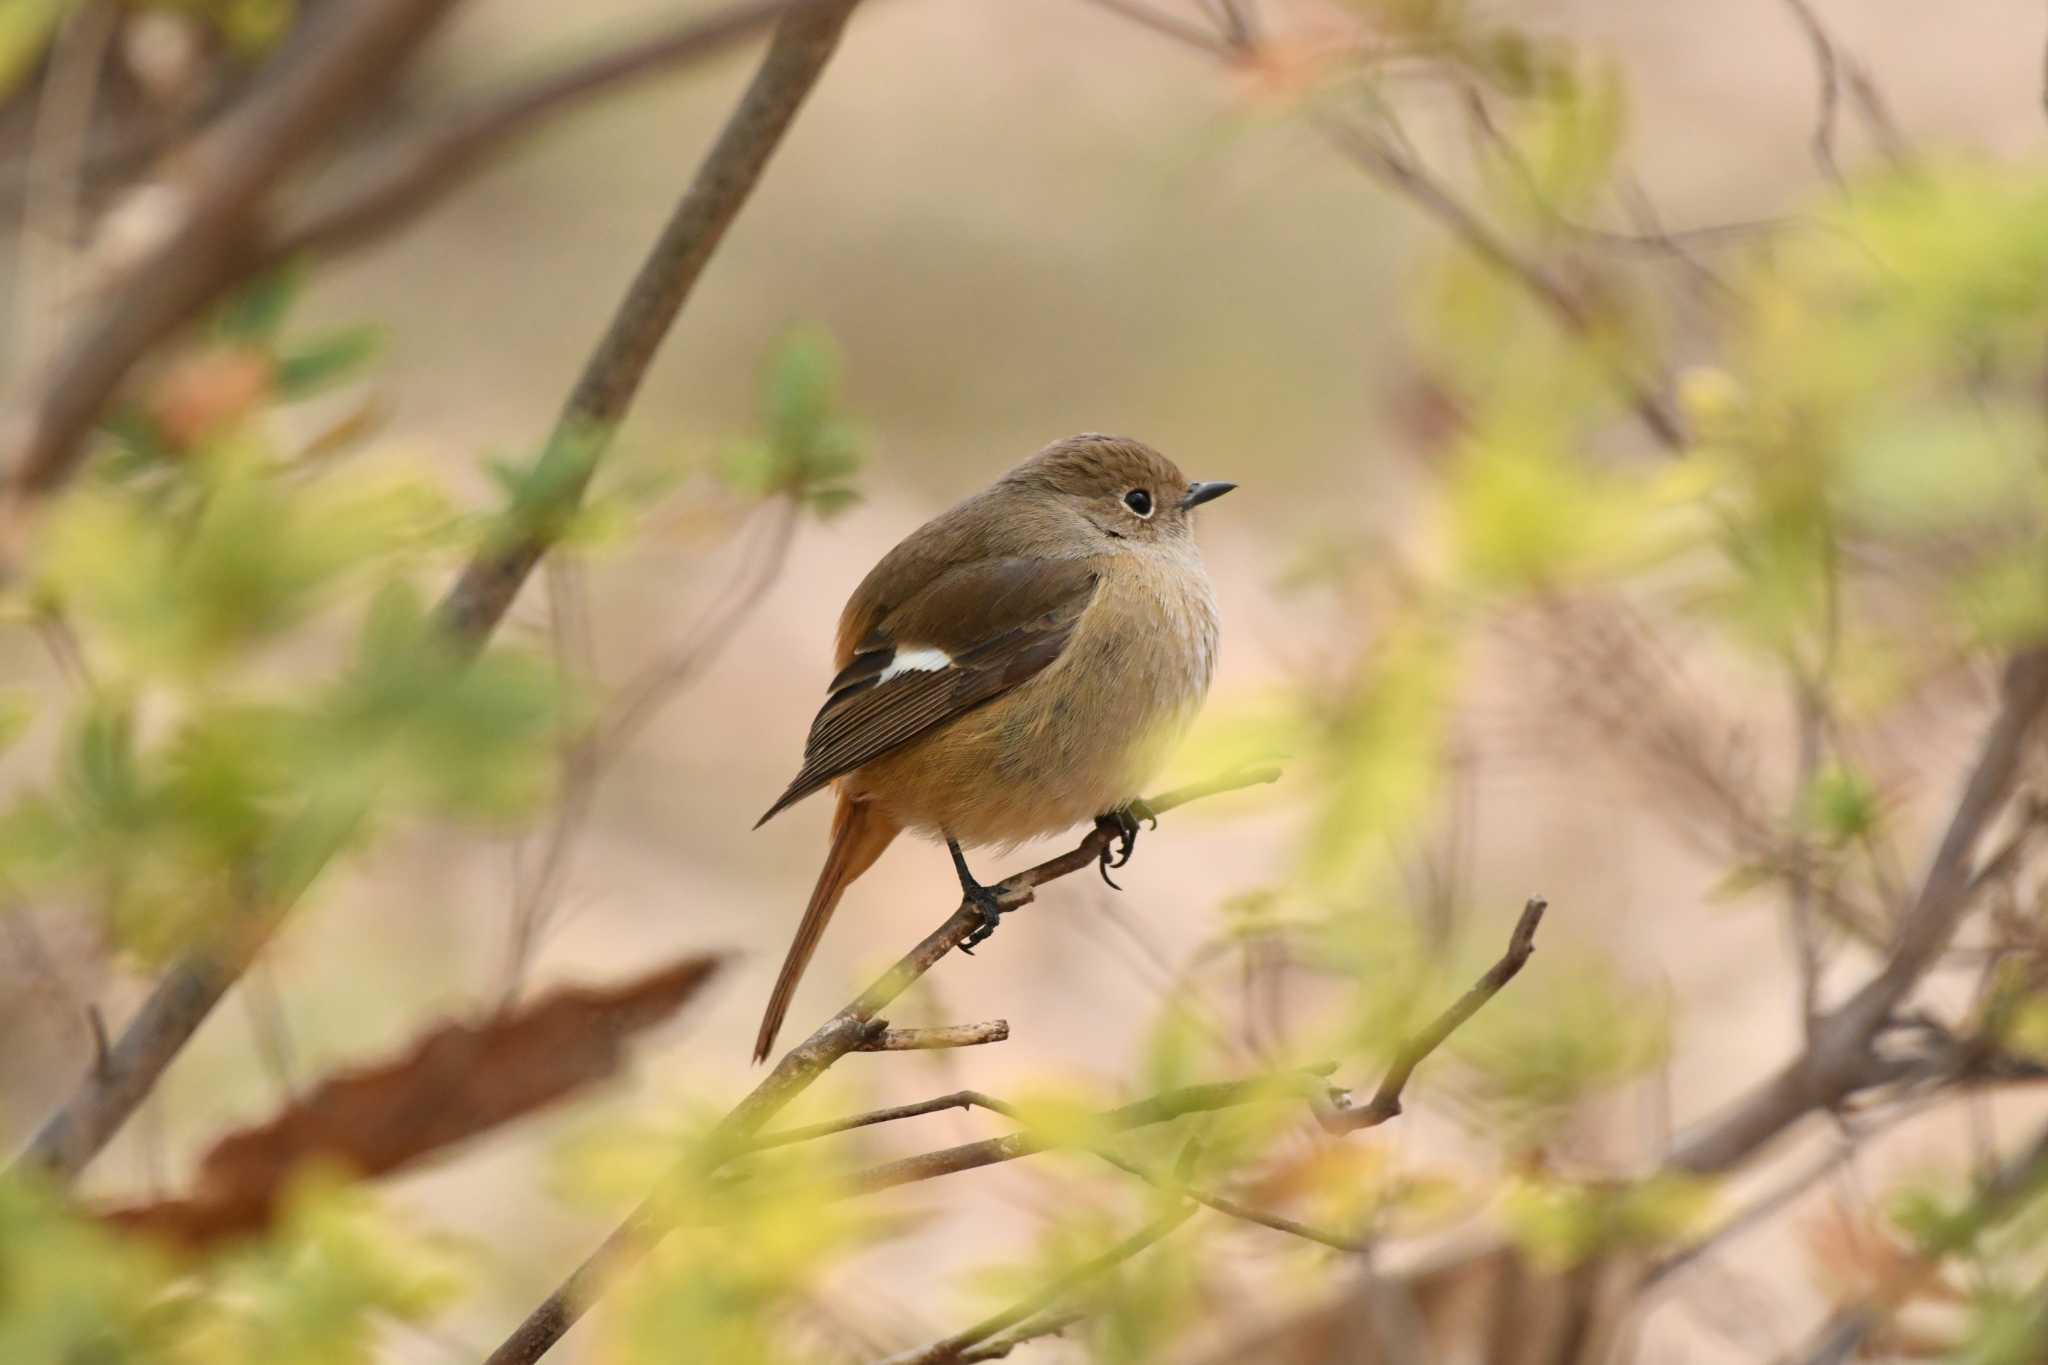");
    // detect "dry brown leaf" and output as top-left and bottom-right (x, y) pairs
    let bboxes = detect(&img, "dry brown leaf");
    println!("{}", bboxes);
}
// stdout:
(101, 952), (723, 1249)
